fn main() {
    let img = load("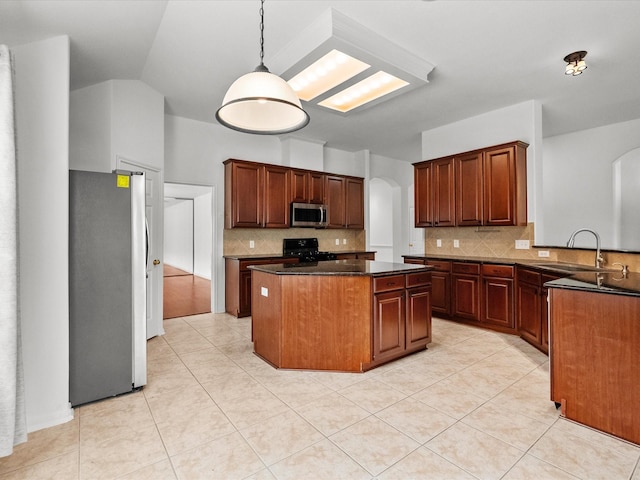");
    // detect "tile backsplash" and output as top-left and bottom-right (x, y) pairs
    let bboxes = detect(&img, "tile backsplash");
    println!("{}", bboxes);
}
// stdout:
(423, 222), (640, 272)
(224, 228), (366, 256)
